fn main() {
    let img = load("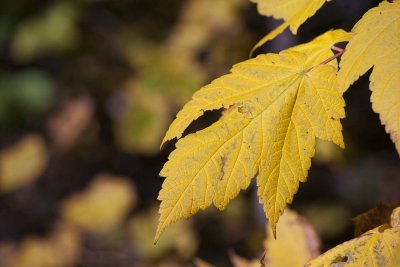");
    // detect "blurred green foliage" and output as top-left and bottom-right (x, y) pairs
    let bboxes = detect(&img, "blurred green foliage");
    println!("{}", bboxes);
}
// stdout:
(0, 70), (54, 124)
(11, 2), (79, 62)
